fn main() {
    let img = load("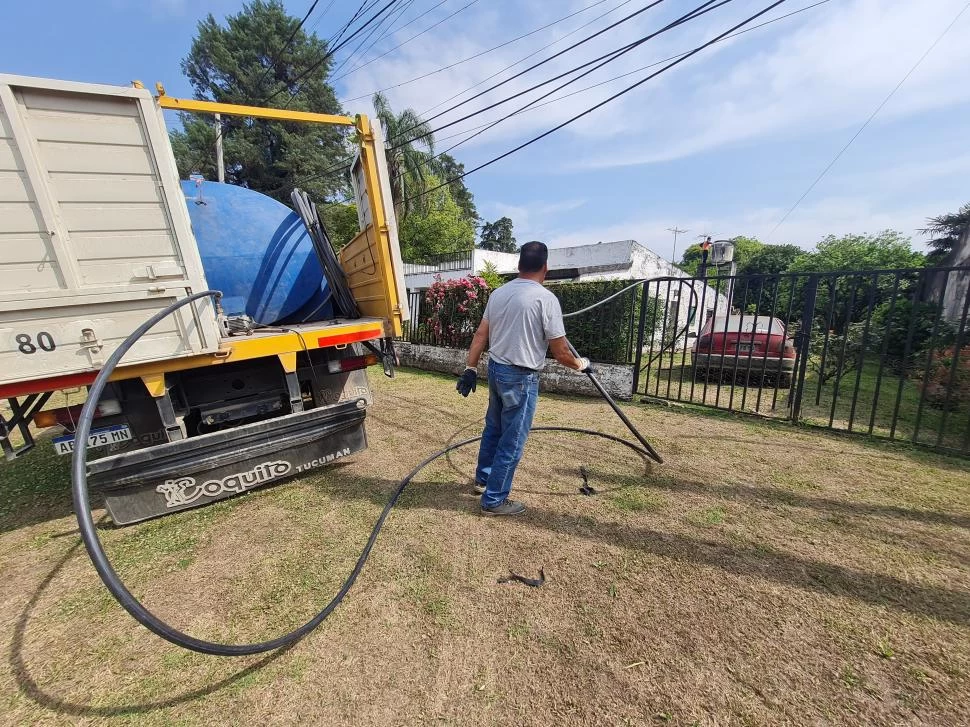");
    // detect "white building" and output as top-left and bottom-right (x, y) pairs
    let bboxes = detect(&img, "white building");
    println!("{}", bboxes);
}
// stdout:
(404, 240), (729, 337)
